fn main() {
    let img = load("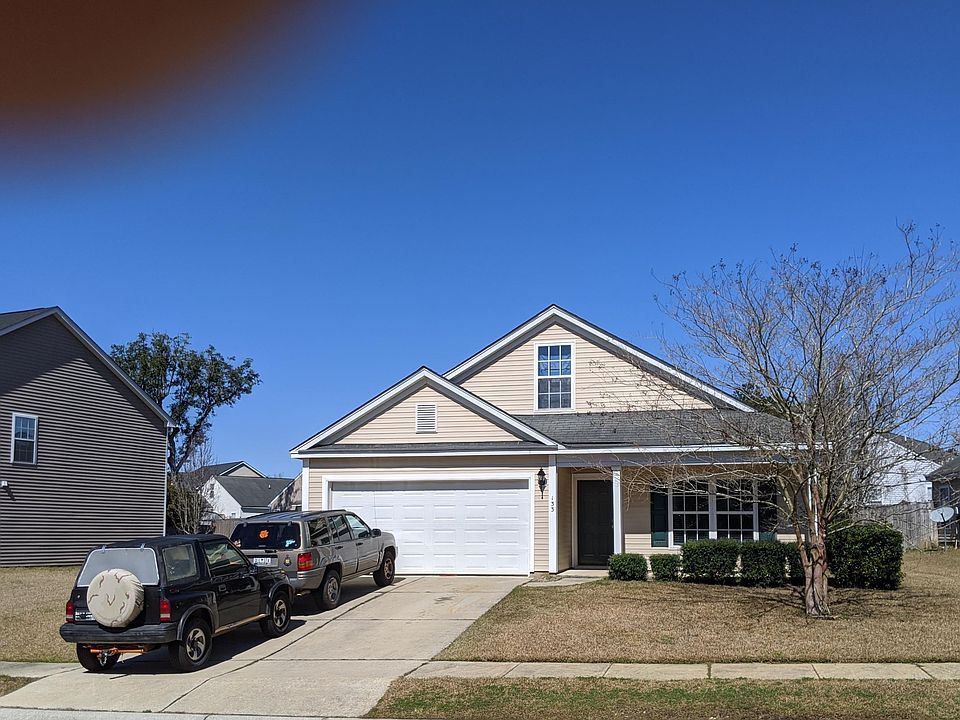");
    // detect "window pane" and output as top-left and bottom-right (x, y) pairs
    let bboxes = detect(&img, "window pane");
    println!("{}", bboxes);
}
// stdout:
(560, 393), (571, 407)
(162, 544), (199, 582)
(345, 514), (371, 538)
(549, 394), (560, 409)
(559, 378), (571, 392)
(560, 345), (570, 360)
(549, 360), (560, 375)
(538, 393), (549, 409)
(560, 360), (571, 375)
(13, 439), (34, 463)
(538, 346), (548, 361)
(203, 541), (247, 576)
(538, 361), (548, 376)
(549, 345), (559, 360)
